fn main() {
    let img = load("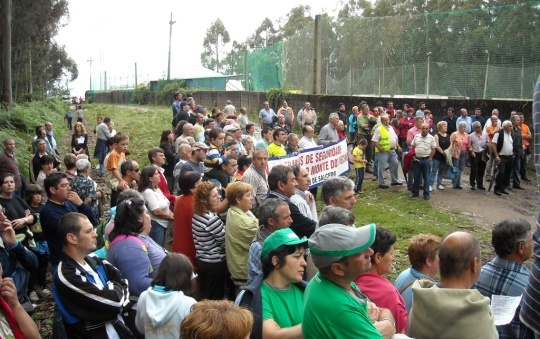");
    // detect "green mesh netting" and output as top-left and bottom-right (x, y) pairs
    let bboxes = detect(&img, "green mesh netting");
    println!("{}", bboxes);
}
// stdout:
(246, 1), (540, 99)
(246, 43), (283, 91)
